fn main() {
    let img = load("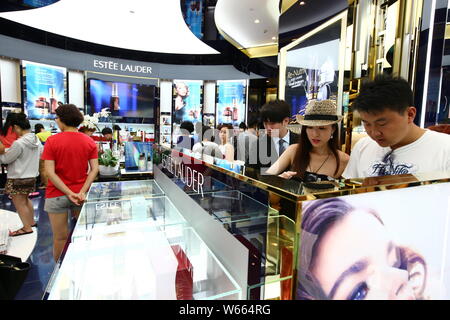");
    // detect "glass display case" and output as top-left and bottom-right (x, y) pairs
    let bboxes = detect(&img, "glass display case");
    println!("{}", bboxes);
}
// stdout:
(189, 190), (270, 223)
(72, 195), (186, 242)
(220, 215), (296, 300)
(47, 227), (241, 300)
(86, 180), (164, 202)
